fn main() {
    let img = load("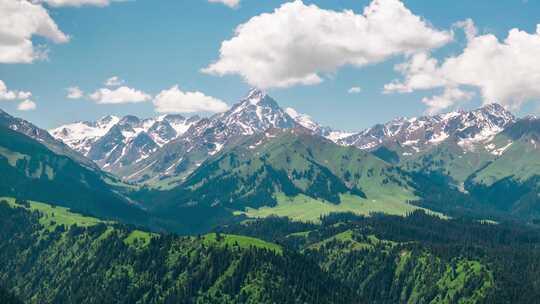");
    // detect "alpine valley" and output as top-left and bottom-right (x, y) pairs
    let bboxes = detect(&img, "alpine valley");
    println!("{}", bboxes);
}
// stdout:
(2, 89), (540, 303)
